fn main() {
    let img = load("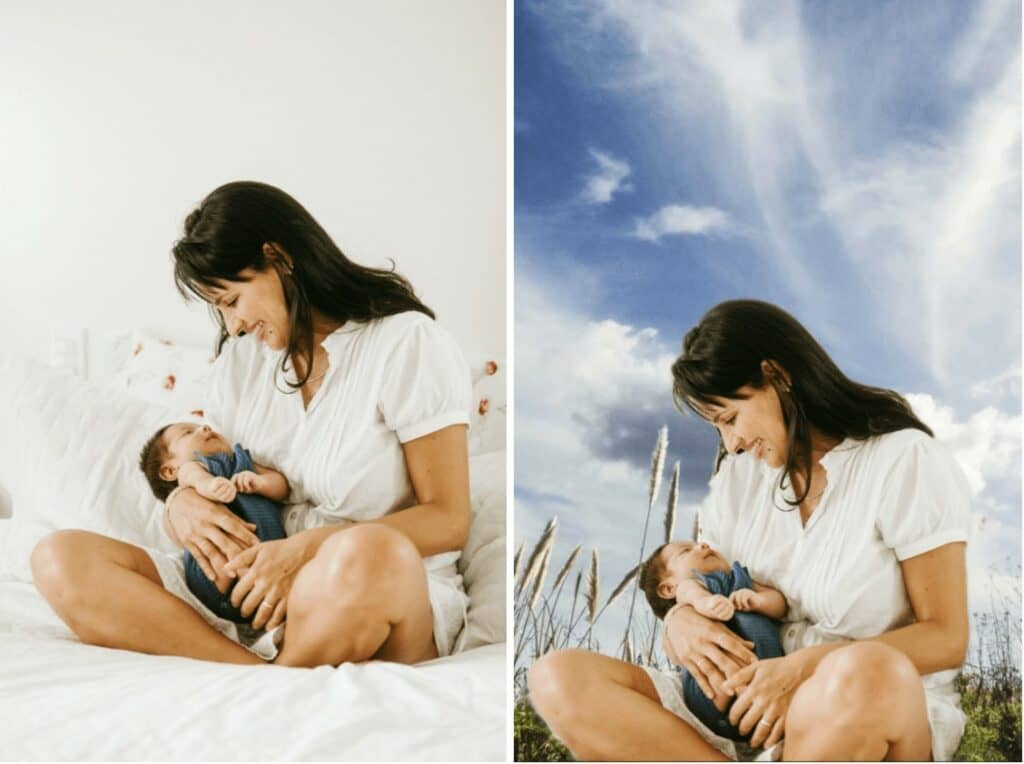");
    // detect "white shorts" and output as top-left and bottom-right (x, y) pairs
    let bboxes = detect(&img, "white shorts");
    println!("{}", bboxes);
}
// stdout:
(640, 666), (966, 761)
(145, 548), (469, 661)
